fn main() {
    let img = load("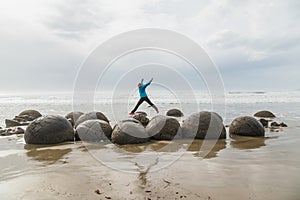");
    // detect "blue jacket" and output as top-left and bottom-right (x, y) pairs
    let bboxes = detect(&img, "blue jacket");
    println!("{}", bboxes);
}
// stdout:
(139, 79), (152, 98)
